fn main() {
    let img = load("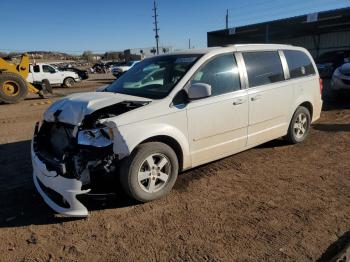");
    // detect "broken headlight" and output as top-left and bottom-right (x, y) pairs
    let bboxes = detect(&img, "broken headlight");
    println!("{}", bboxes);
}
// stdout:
(77, 127), (114, 147)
